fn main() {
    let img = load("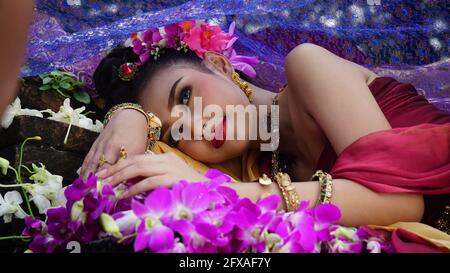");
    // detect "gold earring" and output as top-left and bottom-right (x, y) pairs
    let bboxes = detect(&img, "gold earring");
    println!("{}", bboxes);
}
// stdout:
(231, 72), (253, 102)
